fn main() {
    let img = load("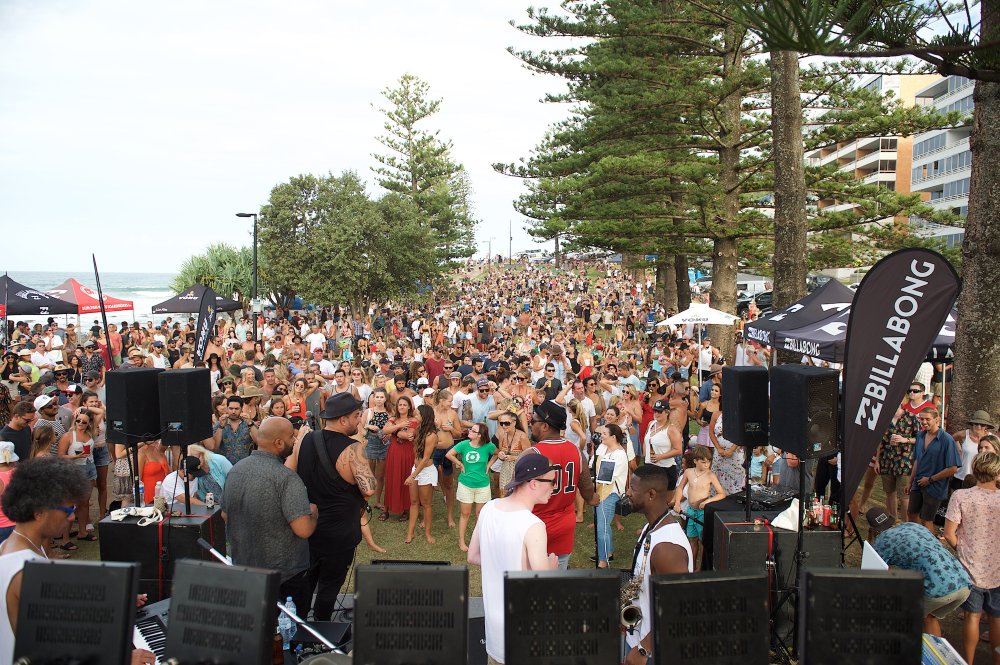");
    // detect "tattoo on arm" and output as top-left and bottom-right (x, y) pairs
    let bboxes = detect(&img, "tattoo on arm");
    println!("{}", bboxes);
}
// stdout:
(351, 442), (376, 497)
